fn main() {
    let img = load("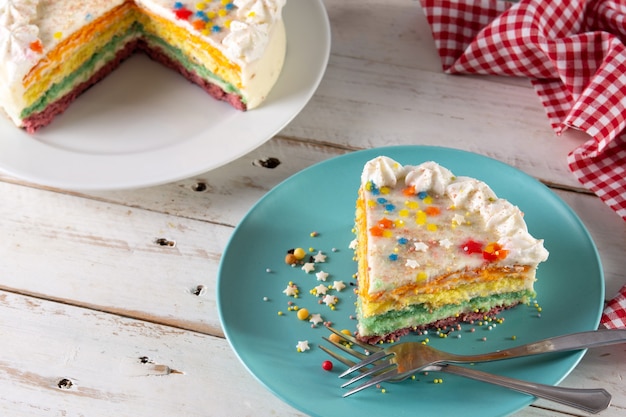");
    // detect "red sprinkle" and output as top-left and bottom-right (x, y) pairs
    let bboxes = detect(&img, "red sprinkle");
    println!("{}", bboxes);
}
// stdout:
(322, 360), (333, 371)
(174, 8), (193, 20)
